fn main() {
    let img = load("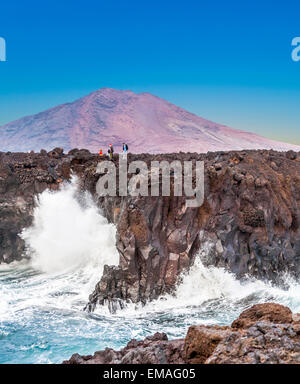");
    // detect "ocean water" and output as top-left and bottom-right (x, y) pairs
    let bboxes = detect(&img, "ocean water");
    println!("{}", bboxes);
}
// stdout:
(1, 180), (300, 364)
